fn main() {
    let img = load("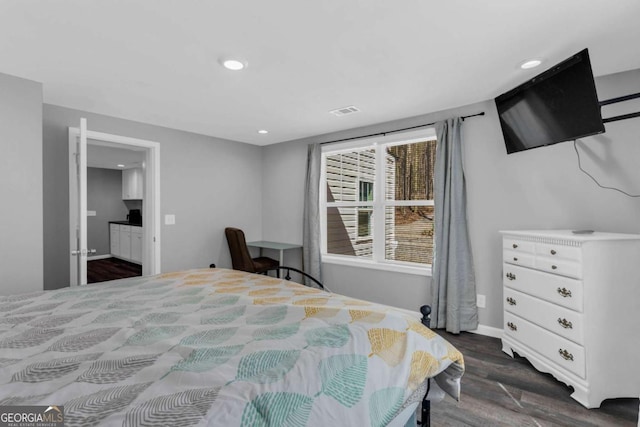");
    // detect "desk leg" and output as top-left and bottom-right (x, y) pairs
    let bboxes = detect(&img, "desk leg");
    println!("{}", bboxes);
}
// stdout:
(279, 249), (284, 266)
